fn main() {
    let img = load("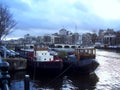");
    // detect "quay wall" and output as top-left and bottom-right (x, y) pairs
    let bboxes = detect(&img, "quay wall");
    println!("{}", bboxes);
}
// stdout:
(2, 58), (27, 72)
